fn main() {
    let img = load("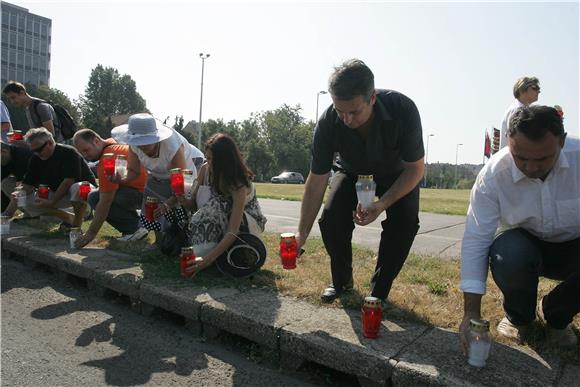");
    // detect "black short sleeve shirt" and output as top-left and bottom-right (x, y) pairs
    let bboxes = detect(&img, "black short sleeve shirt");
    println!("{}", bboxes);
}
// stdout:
(22, 144), (97, 190)
(311, 89), (424, 182)
(1, 144), (33, 181)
